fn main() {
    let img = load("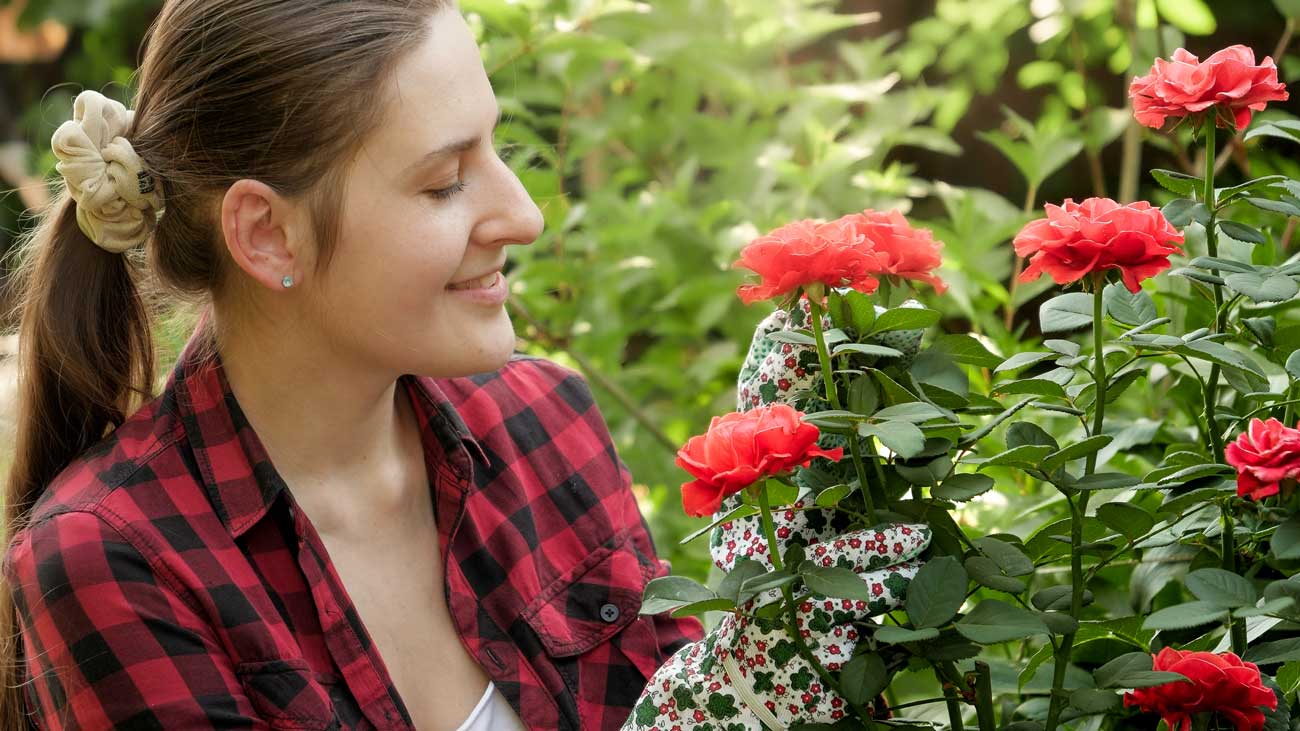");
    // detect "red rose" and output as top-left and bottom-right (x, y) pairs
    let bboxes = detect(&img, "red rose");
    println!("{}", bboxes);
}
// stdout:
(675, 404), (844, 516)
(835, 209), (947, 293)
(1130, 45), (1288, 130)
(733, 218), (882, 305)
(1124, 648), (1277, 731)
(1225, 417), (1300, 500)
(1014, 197), (1184, 293)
